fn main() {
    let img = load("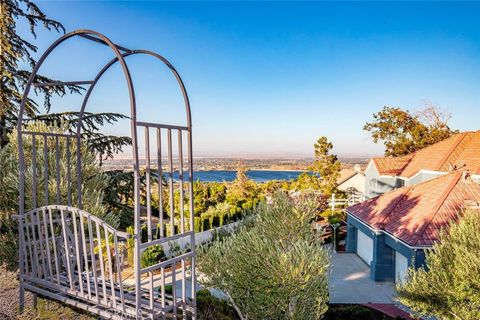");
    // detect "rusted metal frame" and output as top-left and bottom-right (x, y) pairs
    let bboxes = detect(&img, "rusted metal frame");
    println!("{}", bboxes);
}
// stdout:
(48, 207), (61, 284)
